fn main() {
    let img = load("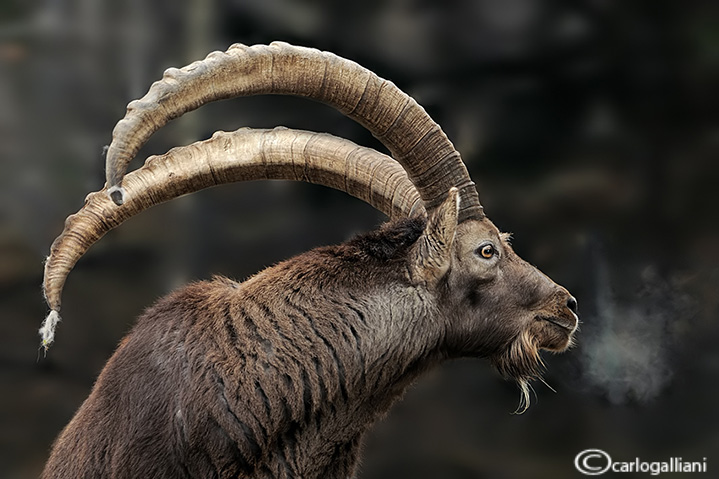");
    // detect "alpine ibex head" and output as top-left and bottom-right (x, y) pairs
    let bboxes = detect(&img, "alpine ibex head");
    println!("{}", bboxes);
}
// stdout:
(41, 42), (578, 478)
